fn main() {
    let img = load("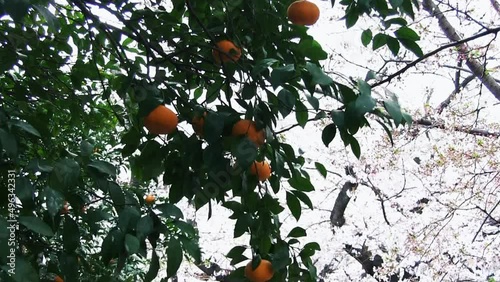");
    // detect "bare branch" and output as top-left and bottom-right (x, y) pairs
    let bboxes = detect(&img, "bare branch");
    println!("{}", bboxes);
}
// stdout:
(436, 74), (475, 114)
(472, 200), (500, 242)
(415, 118), (500, 137)
(423, 0), (500, 101)
(371, 25), (500, 89)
